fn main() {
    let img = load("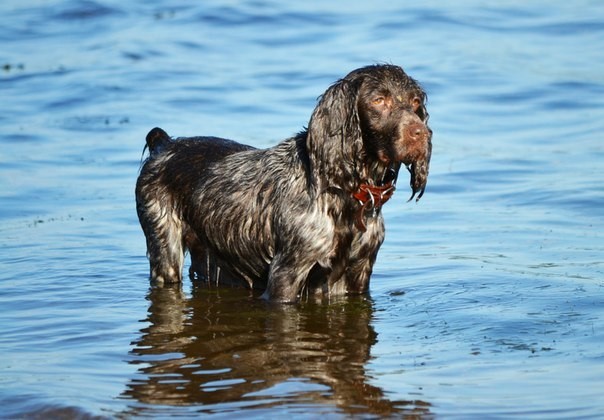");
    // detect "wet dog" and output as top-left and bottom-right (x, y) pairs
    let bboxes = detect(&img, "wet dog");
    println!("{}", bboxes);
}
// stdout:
(136, 64), (432, 302)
